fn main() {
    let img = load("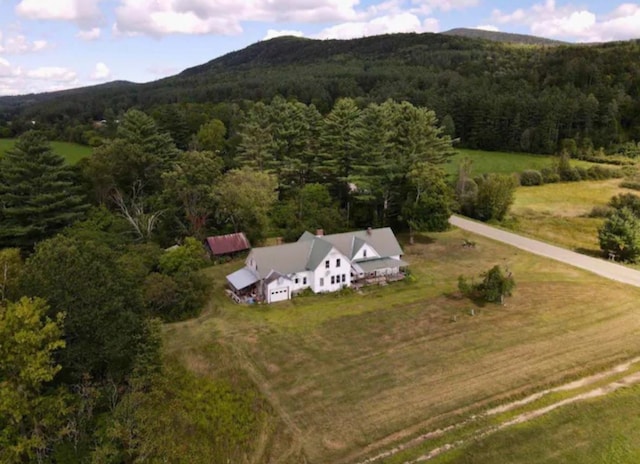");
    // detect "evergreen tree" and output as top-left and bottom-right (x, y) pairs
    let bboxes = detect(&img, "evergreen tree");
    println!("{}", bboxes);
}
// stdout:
(0, 131), (88, 250)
